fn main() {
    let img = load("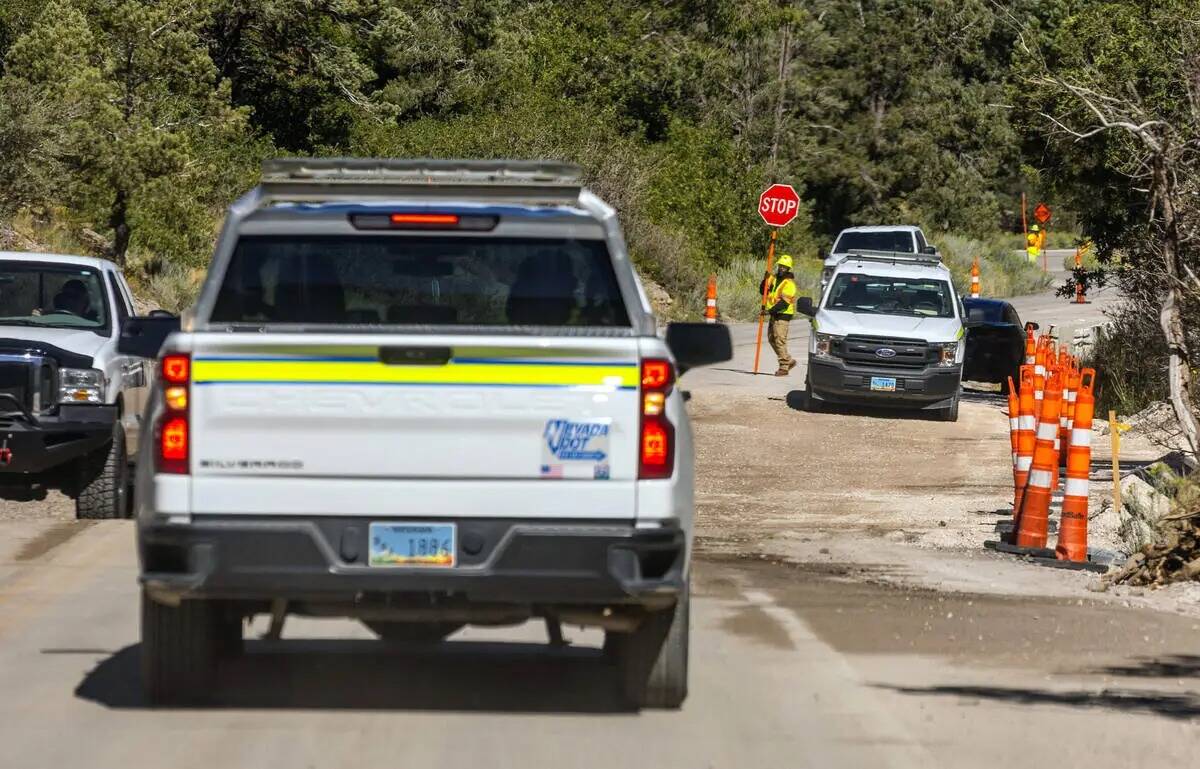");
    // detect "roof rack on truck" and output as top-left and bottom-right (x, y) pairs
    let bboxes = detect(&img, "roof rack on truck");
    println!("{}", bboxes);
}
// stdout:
(256, 158), (584, 206)
(842, 250), (944, 268)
